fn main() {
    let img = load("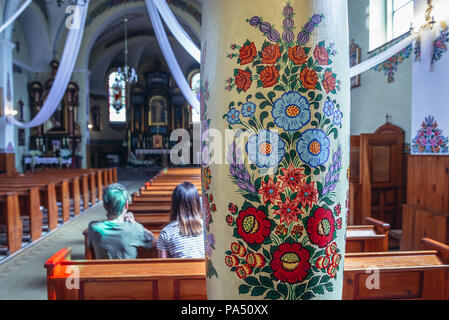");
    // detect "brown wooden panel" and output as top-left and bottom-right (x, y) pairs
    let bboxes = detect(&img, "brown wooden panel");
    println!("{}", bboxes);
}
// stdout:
(355, 271), (422, 299)
(372, 146), (390, 183)
(82, 280), (155, 300)
(177, 279), (208, 300)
